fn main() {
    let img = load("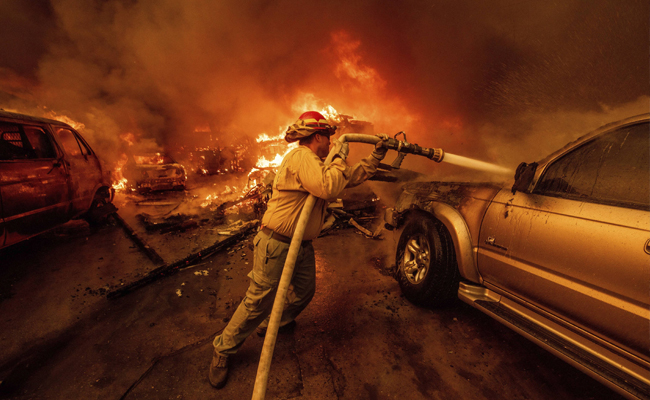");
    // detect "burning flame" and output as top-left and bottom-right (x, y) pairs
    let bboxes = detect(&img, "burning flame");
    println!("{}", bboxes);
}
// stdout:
(43, 111), (86, 131)
(291, 94), (347, 124)
(201, 193), (219, 208)
(112, 153), (129, 191)
(255, 153), (285, 169)
(256, 132), (283, 142)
